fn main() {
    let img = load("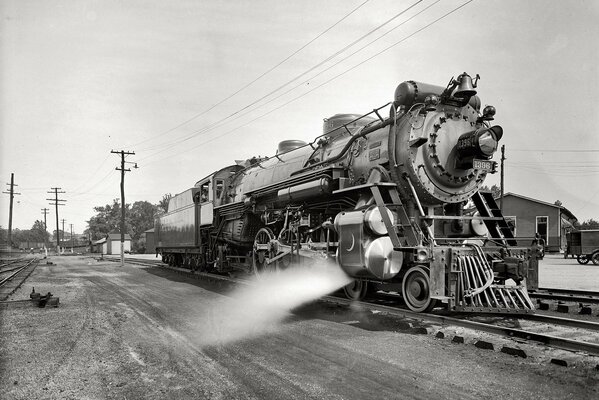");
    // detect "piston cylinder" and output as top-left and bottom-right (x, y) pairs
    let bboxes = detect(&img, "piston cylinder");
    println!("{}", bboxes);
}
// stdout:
(334, 209), (402, 280)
